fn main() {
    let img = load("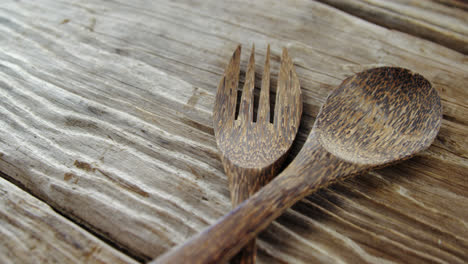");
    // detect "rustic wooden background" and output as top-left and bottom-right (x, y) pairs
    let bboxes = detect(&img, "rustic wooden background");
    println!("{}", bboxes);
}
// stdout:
(0, 0), (467, 263)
